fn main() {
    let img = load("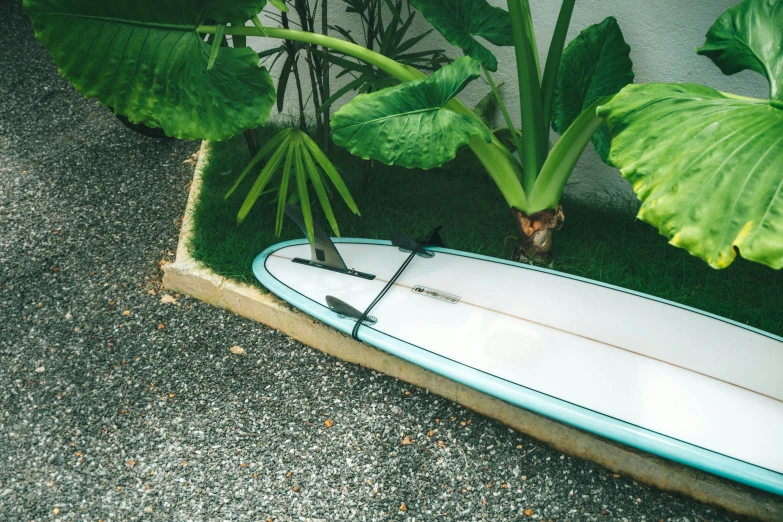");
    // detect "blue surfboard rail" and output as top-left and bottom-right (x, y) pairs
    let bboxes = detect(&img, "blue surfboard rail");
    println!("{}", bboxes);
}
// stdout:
(253, 238), (783, 496)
